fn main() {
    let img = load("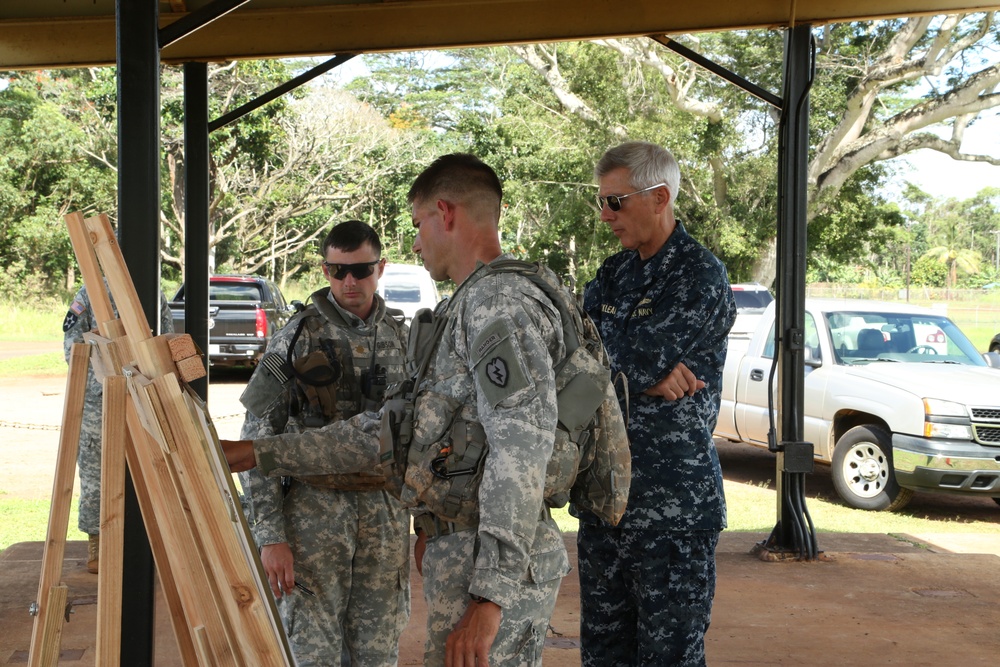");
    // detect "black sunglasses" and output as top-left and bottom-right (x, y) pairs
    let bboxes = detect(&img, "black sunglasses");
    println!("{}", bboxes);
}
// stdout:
(322, 260), (381, 280)
(595, 183), (666, 212)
